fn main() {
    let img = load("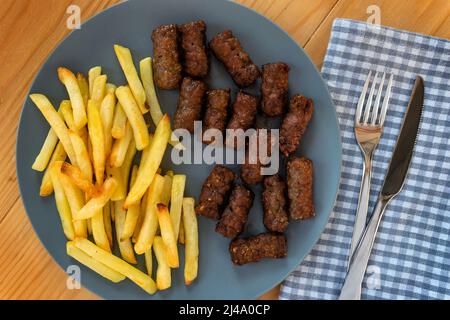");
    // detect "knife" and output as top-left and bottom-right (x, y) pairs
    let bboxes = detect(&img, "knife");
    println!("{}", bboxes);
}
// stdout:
(339, 76), (425, 300)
